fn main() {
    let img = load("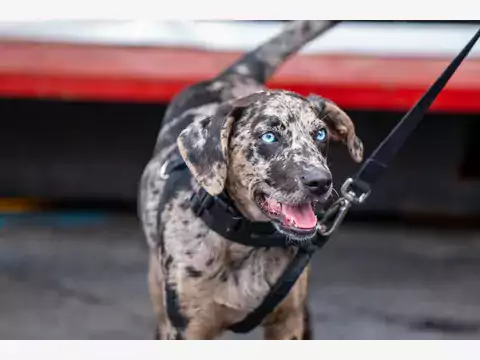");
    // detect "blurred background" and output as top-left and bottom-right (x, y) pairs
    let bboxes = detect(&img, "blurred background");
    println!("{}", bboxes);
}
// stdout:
(0, 20), (480, 339)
